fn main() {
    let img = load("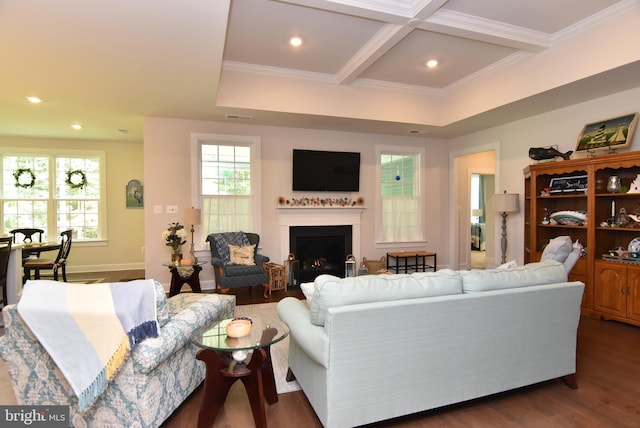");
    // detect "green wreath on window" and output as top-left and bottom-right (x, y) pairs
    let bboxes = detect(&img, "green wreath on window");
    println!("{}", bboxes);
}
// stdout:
(66, 169), (87, 189)
(13, 168), (36, 189)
